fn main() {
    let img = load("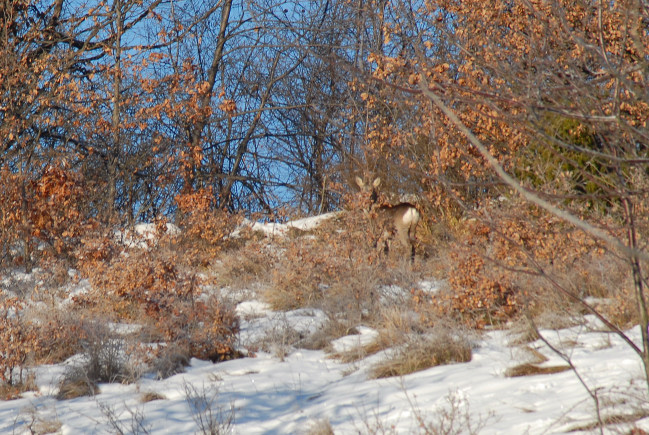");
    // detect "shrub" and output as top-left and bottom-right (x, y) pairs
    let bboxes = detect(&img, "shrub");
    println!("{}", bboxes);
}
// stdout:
(414, 200), (617, 329)
(0, 372), (36, 401)
(55, 320), (134, 397)
(175, 187), (242, 267)
(15, 405), (62, 434)
(72, 206), (241, 369)
(32, 306), (86, 364)
(445, 252), (518, 328)
(80, 252), (241, 364)
(150, 342), (191, 379)
(98, 400), (151, 435)
(80, 321), (133, 384)
(159, 295), (240, 363)
(0, 166), (97, 272)
(56, 320), (139, 399)
(266, 210), (393, 313)
(0, 299), (39, 395)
